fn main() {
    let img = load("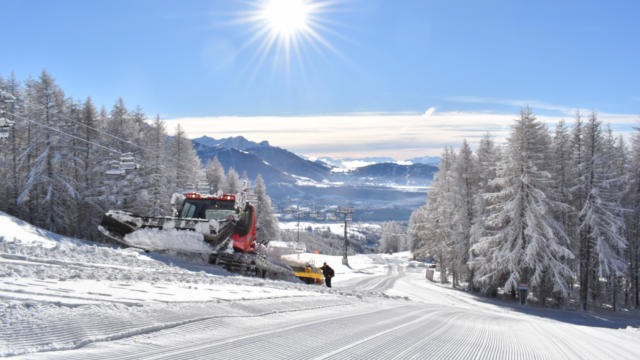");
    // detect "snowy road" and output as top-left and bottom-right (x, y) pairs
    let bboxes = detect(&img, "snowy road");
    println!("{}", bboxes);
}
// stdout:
(2, 212), (640, 359)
